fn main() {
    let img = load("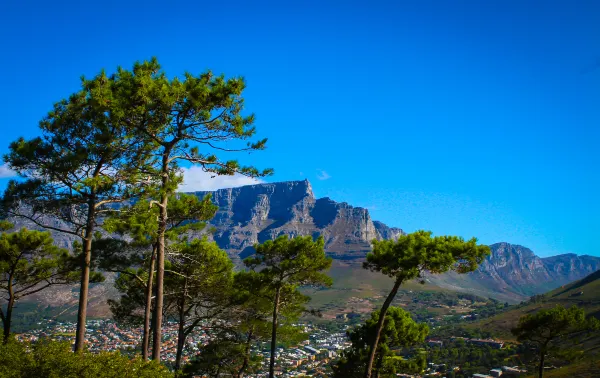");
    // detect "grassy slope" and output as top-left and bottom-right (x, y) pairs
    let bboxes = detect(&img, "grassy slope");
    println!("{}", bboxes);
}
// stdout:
(531, 360), (600, 378)
(304, 260), (450, 316)
(469, 270), (600, 343)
